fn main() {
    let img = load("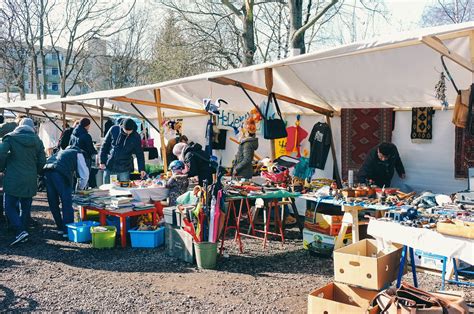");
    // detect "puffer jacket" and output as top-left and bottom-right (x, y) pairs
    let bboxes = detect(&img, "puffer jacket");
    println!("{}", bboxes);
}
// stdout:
(0, 122), (17, 138)
(69, 125), (97, 160)
(99, 125), (145, 173)
(183, 143), (214, 185)
(234, 136), (258, 179)
(0, 126), (46, 198)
